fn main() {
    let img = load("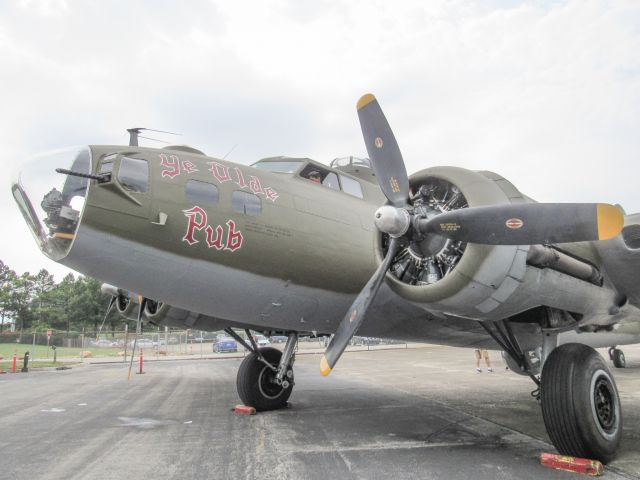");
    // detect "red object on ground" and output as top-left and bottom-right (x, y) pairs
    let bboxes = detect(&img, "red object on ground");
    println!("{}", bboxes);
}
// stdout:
(233, 405), (256, 415)
(12, 352), (17, 373)
(540, 453), (604, 476)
